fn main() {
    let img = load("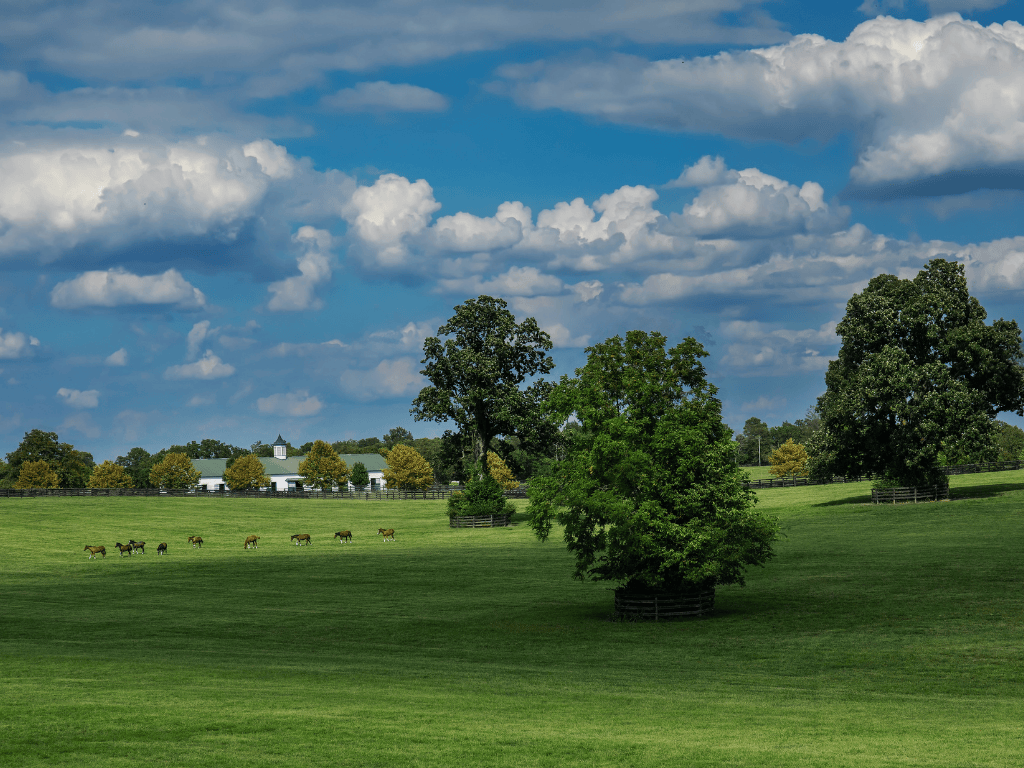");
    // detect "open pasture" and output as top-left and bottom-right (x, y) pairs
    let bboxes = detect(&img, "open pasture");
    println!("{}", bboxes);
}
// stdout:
(3, 473), (1024, 767)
